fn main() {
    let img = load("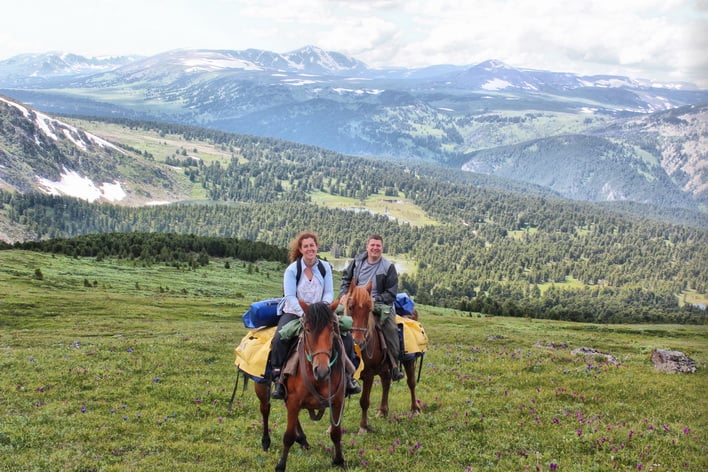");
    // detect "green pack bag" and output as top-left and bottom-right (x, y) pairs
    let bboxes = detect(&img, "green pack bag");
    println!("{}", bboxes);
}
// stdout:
(279, 315), (353, 340)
